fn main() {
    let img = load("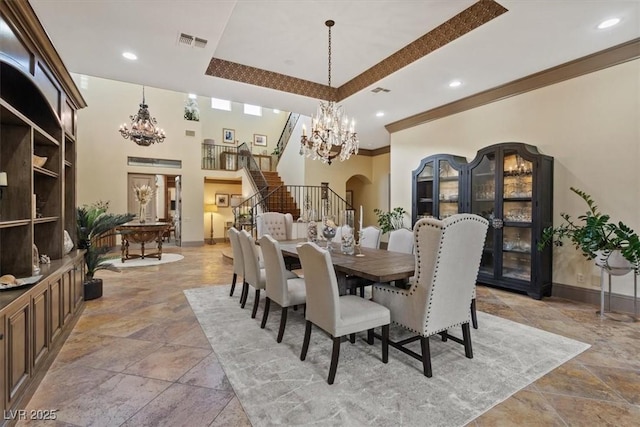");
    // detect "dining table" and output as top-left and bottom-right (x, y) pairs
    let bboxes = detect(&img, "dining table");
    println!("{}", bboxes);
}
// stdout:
(278, 240), (415, 295)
